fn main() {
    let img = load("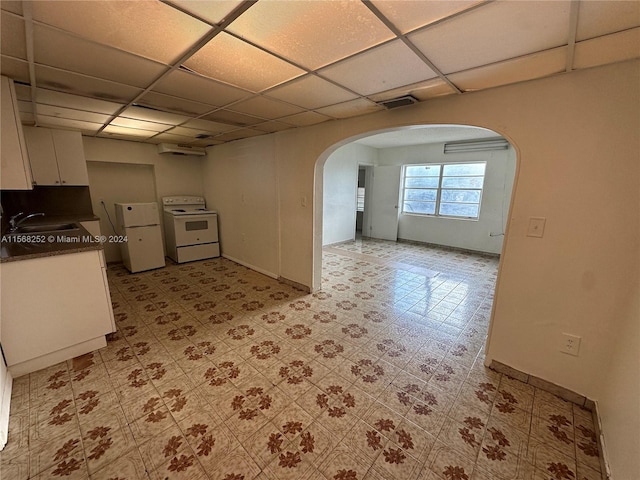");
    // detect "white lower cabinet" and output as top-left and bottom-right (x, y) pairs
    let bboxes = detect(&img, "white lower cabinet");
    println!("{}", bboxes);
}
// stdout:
(0, 250), (116, 377)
